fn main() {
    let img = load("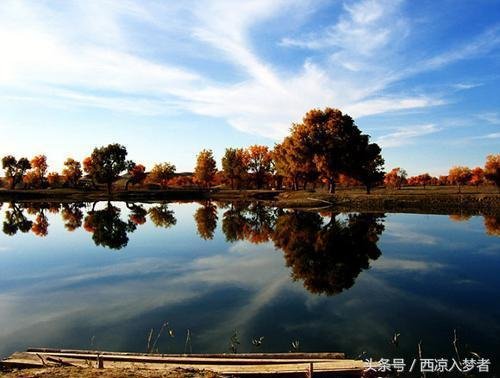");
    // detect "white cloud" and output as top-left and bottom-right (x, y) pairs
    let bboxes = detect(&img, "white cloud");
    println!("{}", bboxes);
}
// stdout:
(377, 124), (440, 148)
(0, 0), (498, 141)
(452, 82), (482, 91)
